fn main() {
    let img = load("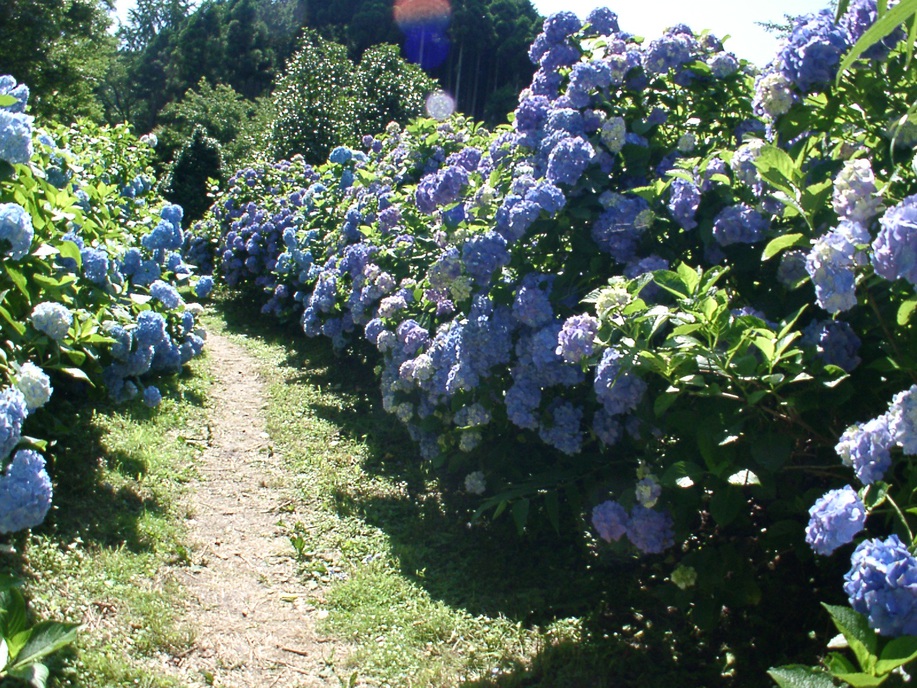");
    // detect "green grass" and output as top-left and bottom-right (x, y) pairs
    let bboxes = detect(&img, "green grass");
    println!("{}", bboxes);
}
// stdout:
(208, 295), (773, 688)
(2, 354), (211, 687)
